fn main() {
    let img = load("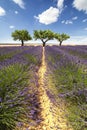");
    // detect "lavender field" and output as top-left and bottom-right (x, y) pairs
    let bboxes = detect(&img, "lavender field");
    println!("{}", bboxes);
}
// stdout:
(0, 45), (87, 130)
